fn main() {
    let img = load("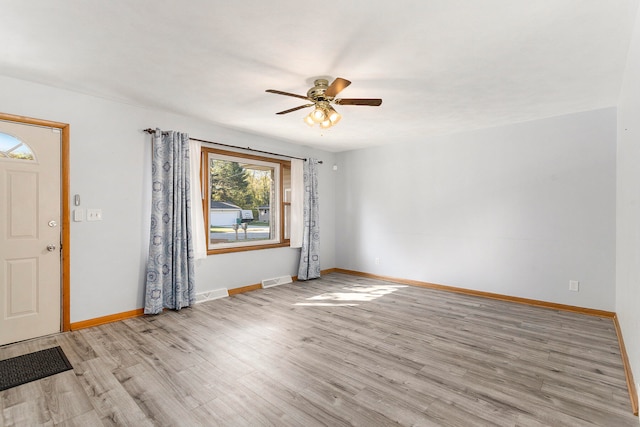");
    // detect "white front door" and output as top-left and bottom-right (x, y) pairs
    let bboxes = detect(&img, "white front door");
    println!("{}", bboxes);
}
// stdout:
(0, 119), (61, 345)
